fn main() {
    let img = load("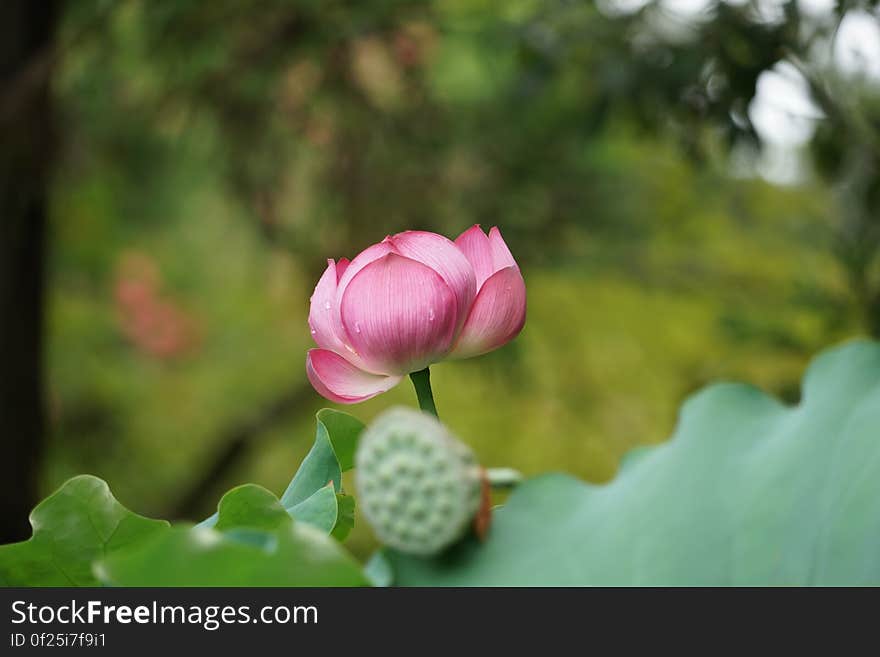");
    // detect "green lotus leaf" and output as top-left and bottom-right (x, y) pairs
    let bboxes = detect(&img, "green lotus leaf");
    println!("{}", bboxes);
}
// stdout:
(0, 475), (168, 586)
(96, 521), (369, 586)
(387, 340), (880, 586)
